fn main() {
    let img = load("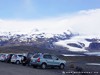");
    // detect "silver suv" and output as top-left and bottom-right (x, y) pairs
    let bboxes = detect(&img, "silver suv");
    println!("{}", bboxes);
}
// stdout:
(30, 53), (66, 69)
